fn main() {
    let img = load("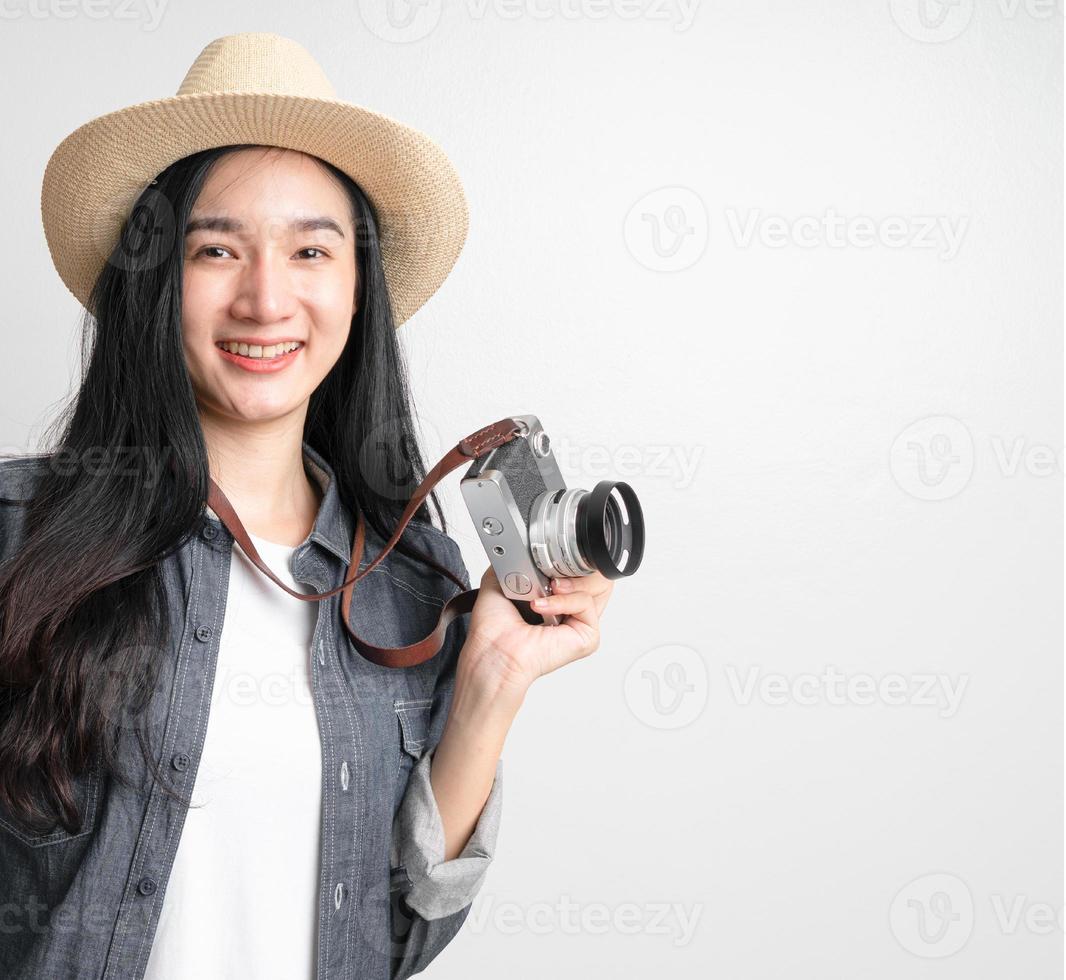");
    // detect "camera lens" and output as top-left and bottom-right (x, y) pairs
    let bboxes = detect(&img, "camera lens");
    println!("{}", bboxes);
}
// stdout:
(529, 480), (645, 580)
